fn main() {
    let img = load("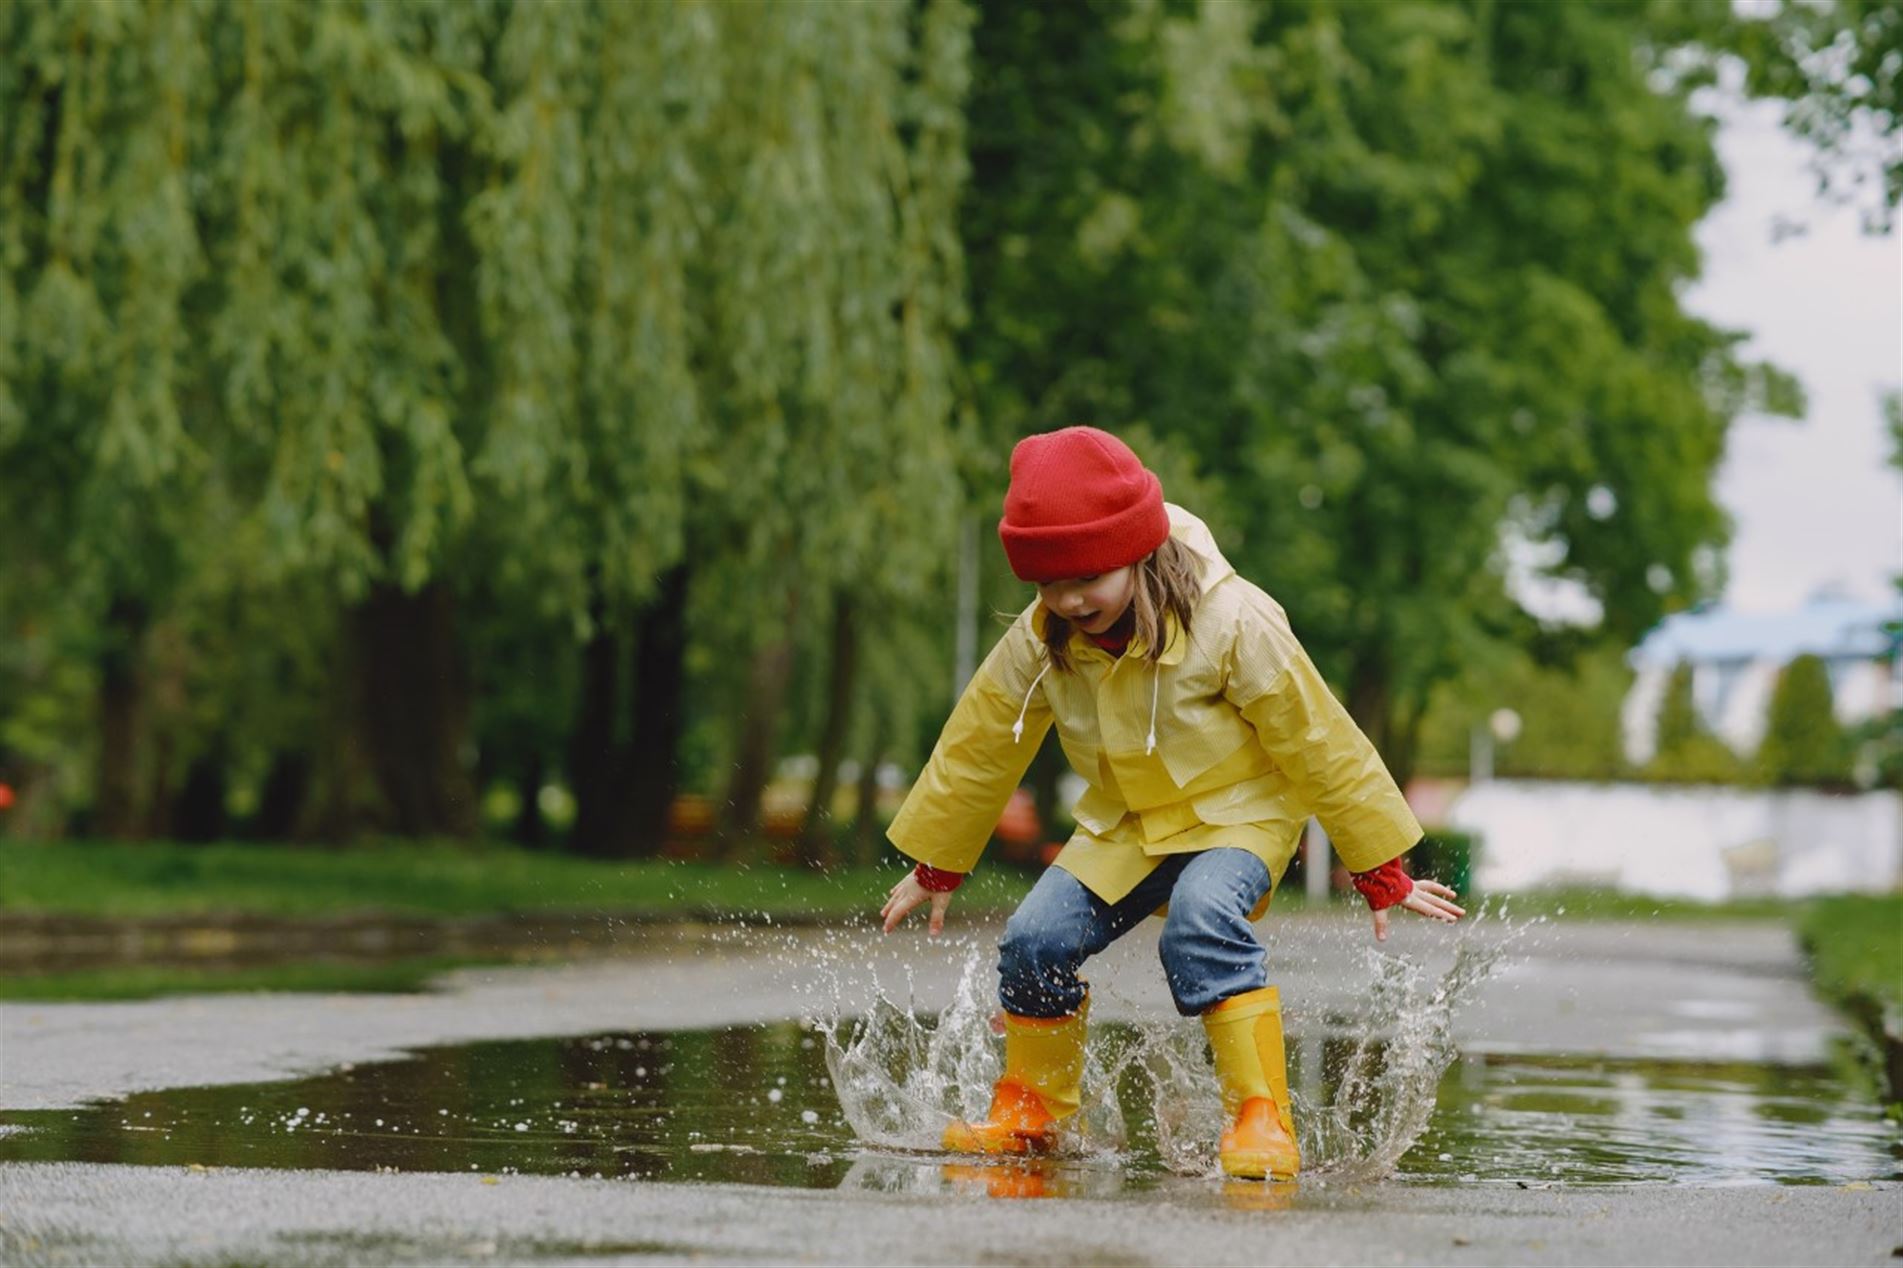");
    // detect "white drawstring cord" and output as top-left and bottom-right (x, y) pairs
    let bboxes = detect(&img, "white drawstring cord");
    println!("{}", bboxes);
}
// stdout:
(1145, 665), (1160, 755)
(1012, 663), (1051, 743)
